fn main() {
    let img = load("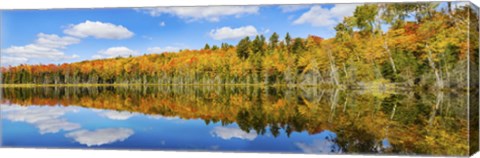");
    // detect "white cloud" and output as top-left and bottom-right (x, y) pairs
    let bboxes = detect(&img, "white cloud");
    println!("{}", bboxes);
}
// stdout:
(209, 25), (259, 40)
(138, 6), (259, 22)
(93, 47), (138, 59)
(147, 46), (181, 53)
(91, 55), (103, 60)
(2, 33), (80, 66)
(279, 5), (310, 13)
(64, 20), (134, 39)
(72, 54), (80, 58)
(159, 21), (166, 27)
(35, 33), (81, 49)
(210, 127), (257, 141)
(5, 44), (69, 59)
(65, 128), (134, 147)
(100, 111), (136, 120)
(1, 56), (28, 66)
(293, 4), (359, 27)
(1, 104), (81, 134)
